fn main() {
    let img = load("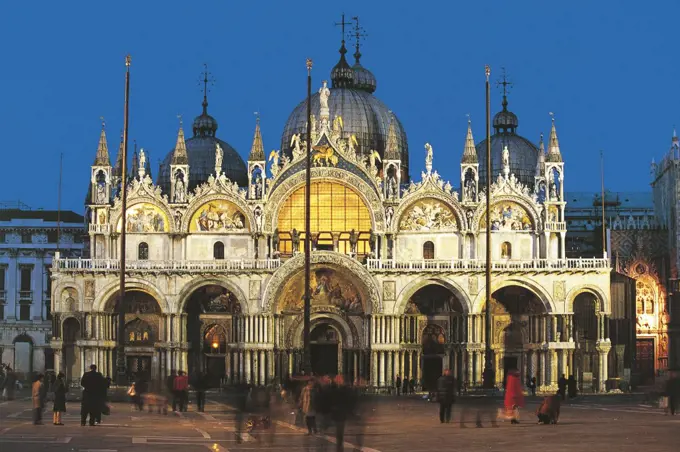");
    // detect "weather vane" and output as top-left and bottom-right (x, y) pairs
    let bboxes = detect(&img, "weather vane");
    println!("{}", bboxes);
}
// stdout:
(351, 16), (367, 61)
(100, 116), (105, 130)
(549, 111), (555, 122)
(335, 13), (352, 42)
(177, 114), (183, 127)
(198, 63), (215, 100)
(466, 113), (471, 125)
(496, 67), (513, 97)
(254, 111), (260, 124)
